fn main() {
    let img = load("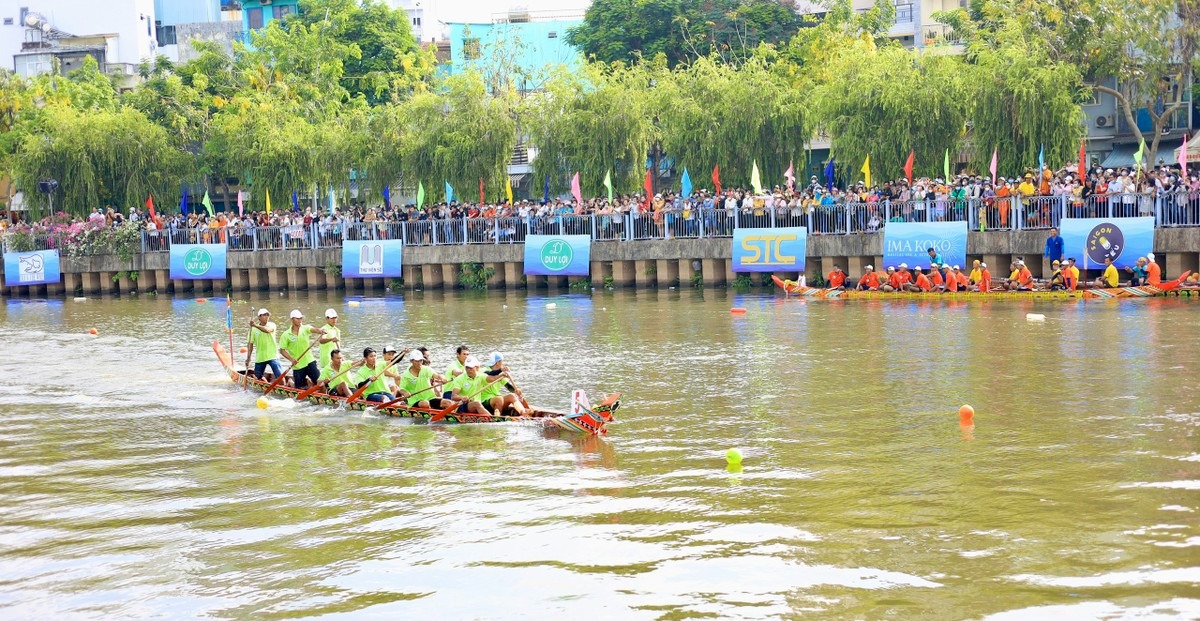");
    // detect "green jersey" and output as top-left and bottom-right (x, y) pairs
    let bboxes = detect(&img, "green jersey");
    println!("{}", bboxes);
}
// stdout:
(250, 322), (279, 363)
(279, 325), (316, 367)
(398, 365), (435, 405)
(319, 362), (353, 389)
(355, 362), (391, 396)
(449, 371), (488, 401)
(445, 358), (466, 378)
(478, 371), (506, 402)
(318, 325), (341, 368)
